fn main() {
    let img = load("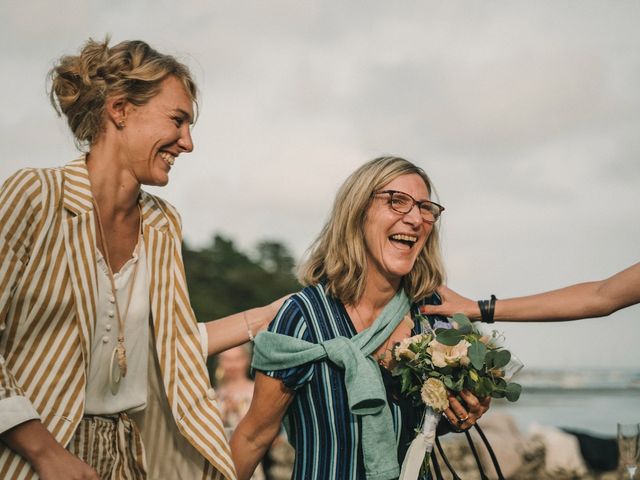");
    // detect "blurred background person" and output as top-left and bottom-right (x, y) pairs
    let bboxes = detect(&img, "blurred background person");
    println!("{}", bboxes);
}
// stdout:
(216, 346), (266, 480)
